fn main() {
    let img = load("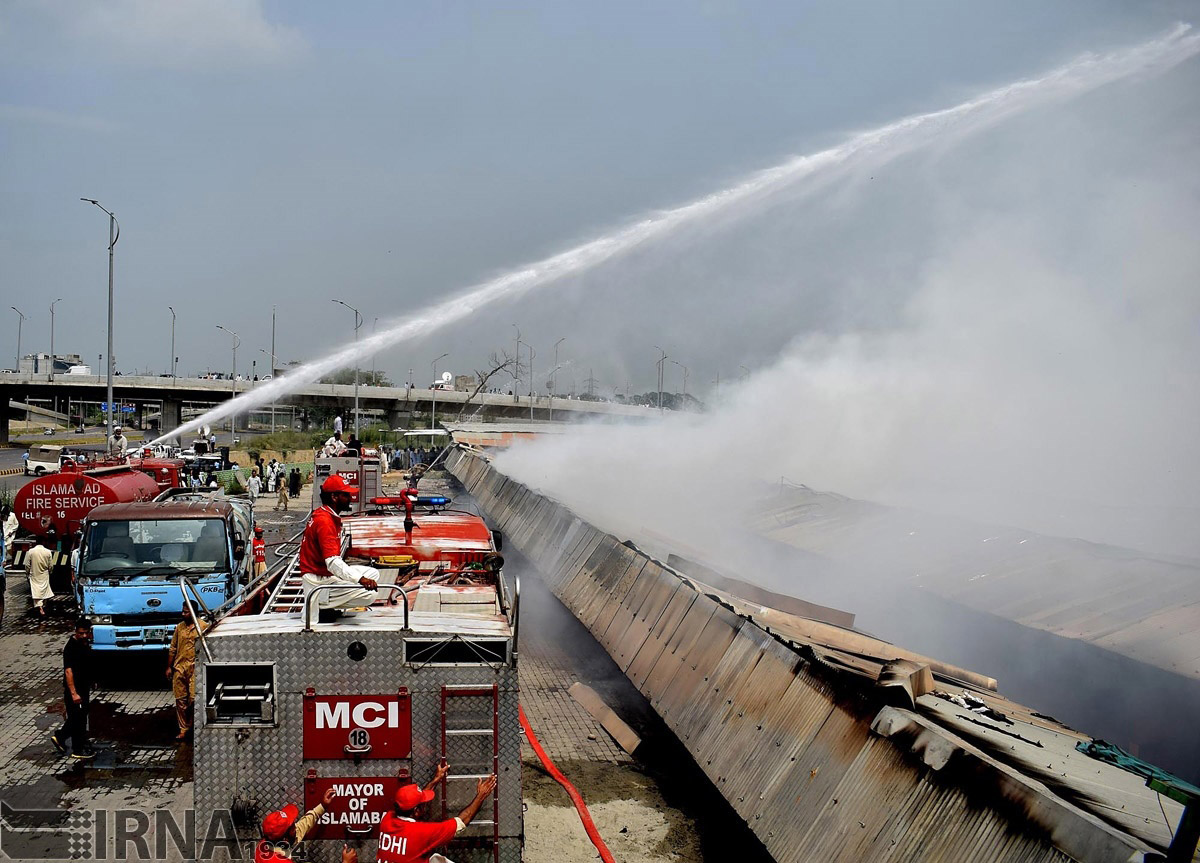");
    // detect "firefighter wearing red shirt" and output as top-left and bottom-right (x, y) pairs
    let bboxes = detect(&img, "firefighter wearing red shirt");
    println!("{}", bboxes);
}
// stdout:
(370, 763), (497, 863)
(252, 526), (267, 578)
(299, 474), (379, 612)
(254, 787), (339, 862)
